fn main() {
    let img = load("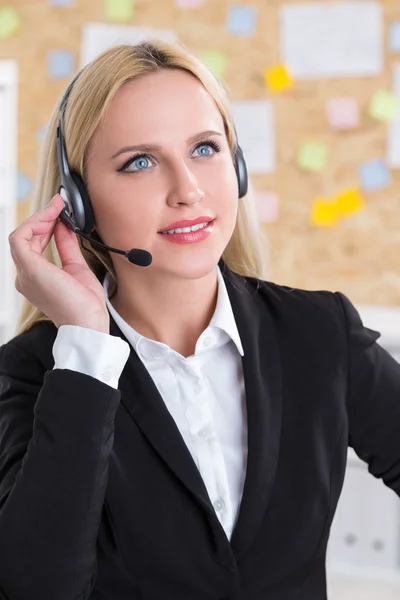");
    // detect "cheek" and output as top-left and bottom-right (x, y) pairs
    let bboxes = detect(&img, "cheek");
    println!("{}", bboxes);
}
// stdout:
(88, 174), (157, 239)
